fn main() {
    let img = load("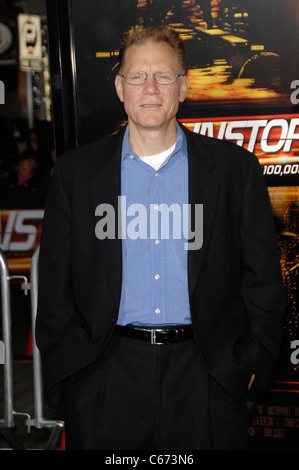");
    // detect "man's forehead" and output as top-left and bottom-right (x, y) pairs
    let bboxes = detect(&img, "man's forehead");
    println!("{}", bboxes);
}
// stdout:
(122, 41), (178, 70)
